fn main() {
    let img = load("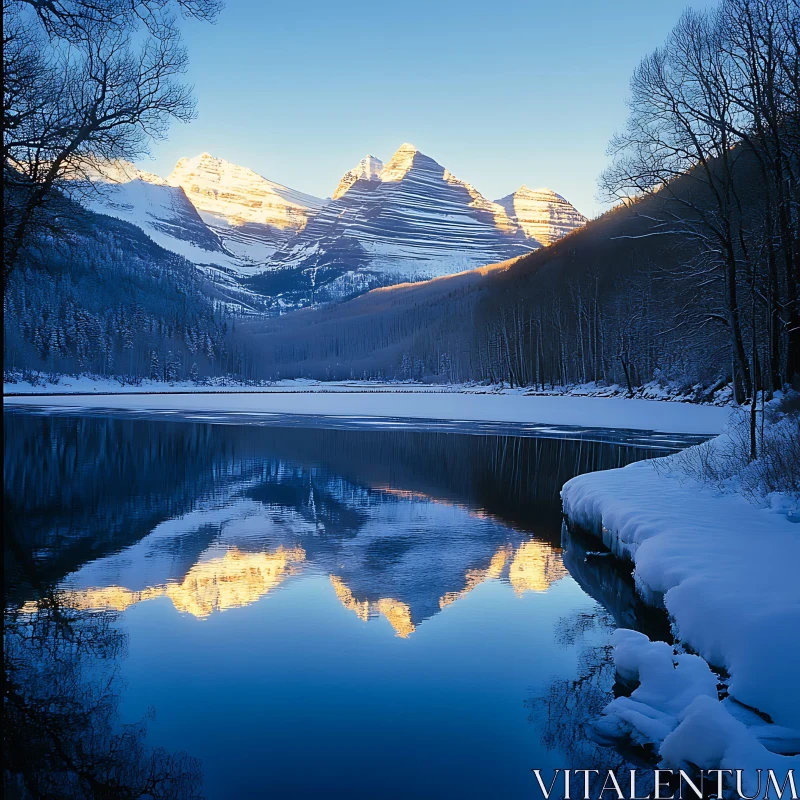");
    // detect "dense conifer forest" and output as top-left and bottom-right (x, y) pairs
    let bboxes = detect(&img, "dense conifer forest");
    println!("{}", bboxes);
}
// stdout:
(3, 205), (256, 383)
